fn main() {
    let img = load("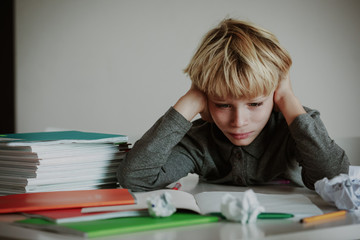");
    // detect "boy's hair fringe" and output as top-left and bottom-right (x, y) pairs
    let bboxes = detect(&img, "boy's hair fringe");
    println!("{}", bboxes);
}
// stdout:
(184, 19), (292, 98)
